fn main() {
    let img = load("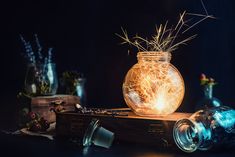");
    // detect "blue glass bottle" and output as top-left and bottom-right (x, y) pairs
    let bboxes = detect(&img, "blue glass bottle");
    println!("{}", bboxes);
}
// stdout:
(195, 84), (222, 111)
(173, 106), (235, 153)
